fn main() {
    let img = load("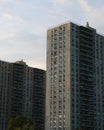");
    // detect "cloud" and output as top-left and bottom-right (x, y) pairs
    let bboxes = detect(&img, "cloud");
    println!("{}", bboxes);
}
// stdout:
(79, 0), (104, 19)
(51, 0), (72, 5)
(79, 0), (96, 21)
(0, 0), (22, 2)
(0, 0), (103, 70)
(0, 0), (7, 1)
(1, 13), (26, 24)
(14, 16), (26, 24)
(0, 31), (46, 69)
(2, 13), (13, 20)
(79, 0), (91, 12)
(79, 0), (104, 32)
